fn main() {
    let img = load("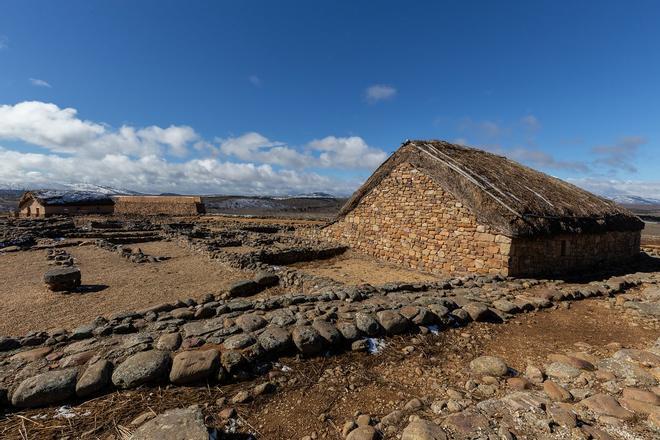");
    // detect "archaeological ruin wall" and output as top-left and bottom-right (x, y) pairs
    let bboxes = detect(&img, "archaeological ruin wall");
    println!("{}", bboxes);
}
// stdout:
(113, 196), (206, 216)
